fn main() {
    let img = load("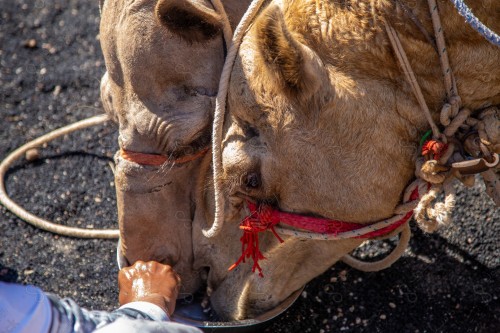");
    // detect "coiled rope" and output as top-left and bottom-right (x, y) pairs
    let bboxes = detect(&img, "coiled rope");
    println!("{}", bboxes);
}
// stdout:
(0, 0), (238, 240)
(0, 0), (236, 239)
(0, 114), (120, 238)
